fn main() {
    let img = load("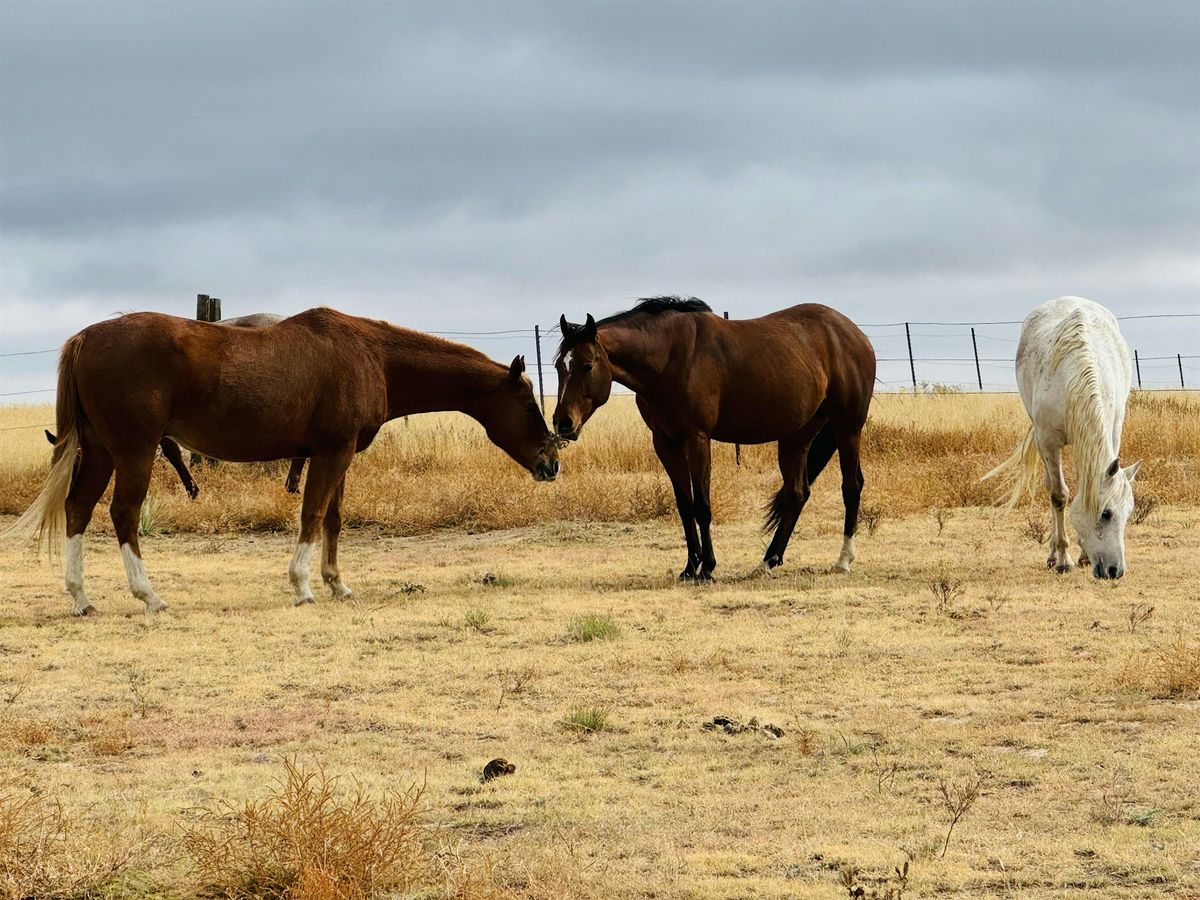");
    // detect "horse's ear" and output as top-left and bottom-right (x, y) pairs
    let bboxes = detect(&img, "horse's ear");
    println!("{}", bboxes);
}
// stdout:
(509, 355), (526, 381)
(559, 315), (576, 336)
(1123, 459), (1142, 482)
(580, 314), (597, 339)
(1106, 458), (1120, 478)
(44, 429), (56, 446)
